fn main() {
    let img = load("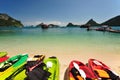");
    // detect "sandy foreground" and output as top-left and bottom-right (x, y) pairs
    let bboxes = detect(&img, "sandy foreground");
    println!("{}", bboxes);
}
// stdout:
(7, 50), (120, 80)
